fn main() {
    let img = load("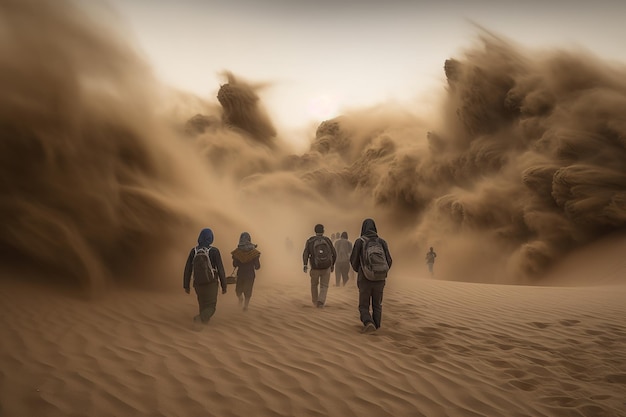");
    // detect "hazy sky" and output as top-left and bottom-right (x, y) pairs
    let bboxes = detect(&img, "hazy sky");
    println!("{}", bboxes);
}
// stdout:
(104, 0), (626, 138)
